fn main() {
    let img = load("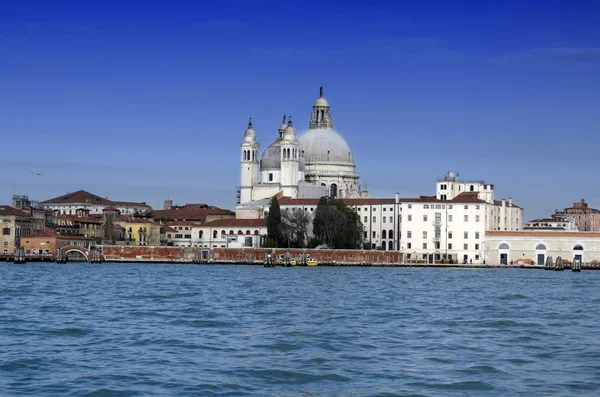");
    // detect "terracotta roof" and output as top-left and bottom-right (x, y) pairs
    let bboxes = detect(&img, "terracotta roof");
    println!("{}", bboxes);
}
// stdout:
(152, 206), (234, 222)
(166, 221), (203, 226)
(494, 200), (521, 209)
(0, 205), (30, 217)
(41, 190), (112, 205)
(102, 206), (120, 212)
(201, 219), (267, 227)
(527, 218), (566, 223)
(487, 231), (600, 238)
(163, 226), (178, 233)
(57, 215), (103, 224)
(111, 200), (150, 208)
(278, 197), (397, 206)
(41, 190), (150, 208)
(20, 231), (66, 239)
